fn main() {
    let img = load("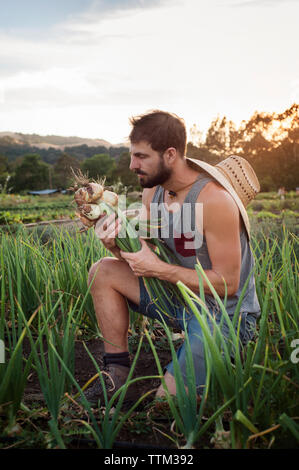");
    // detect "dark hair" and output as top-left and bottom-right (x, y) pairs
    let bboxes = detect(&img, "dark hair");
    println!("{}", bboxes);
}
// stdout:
(129, 110), (187, 157)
